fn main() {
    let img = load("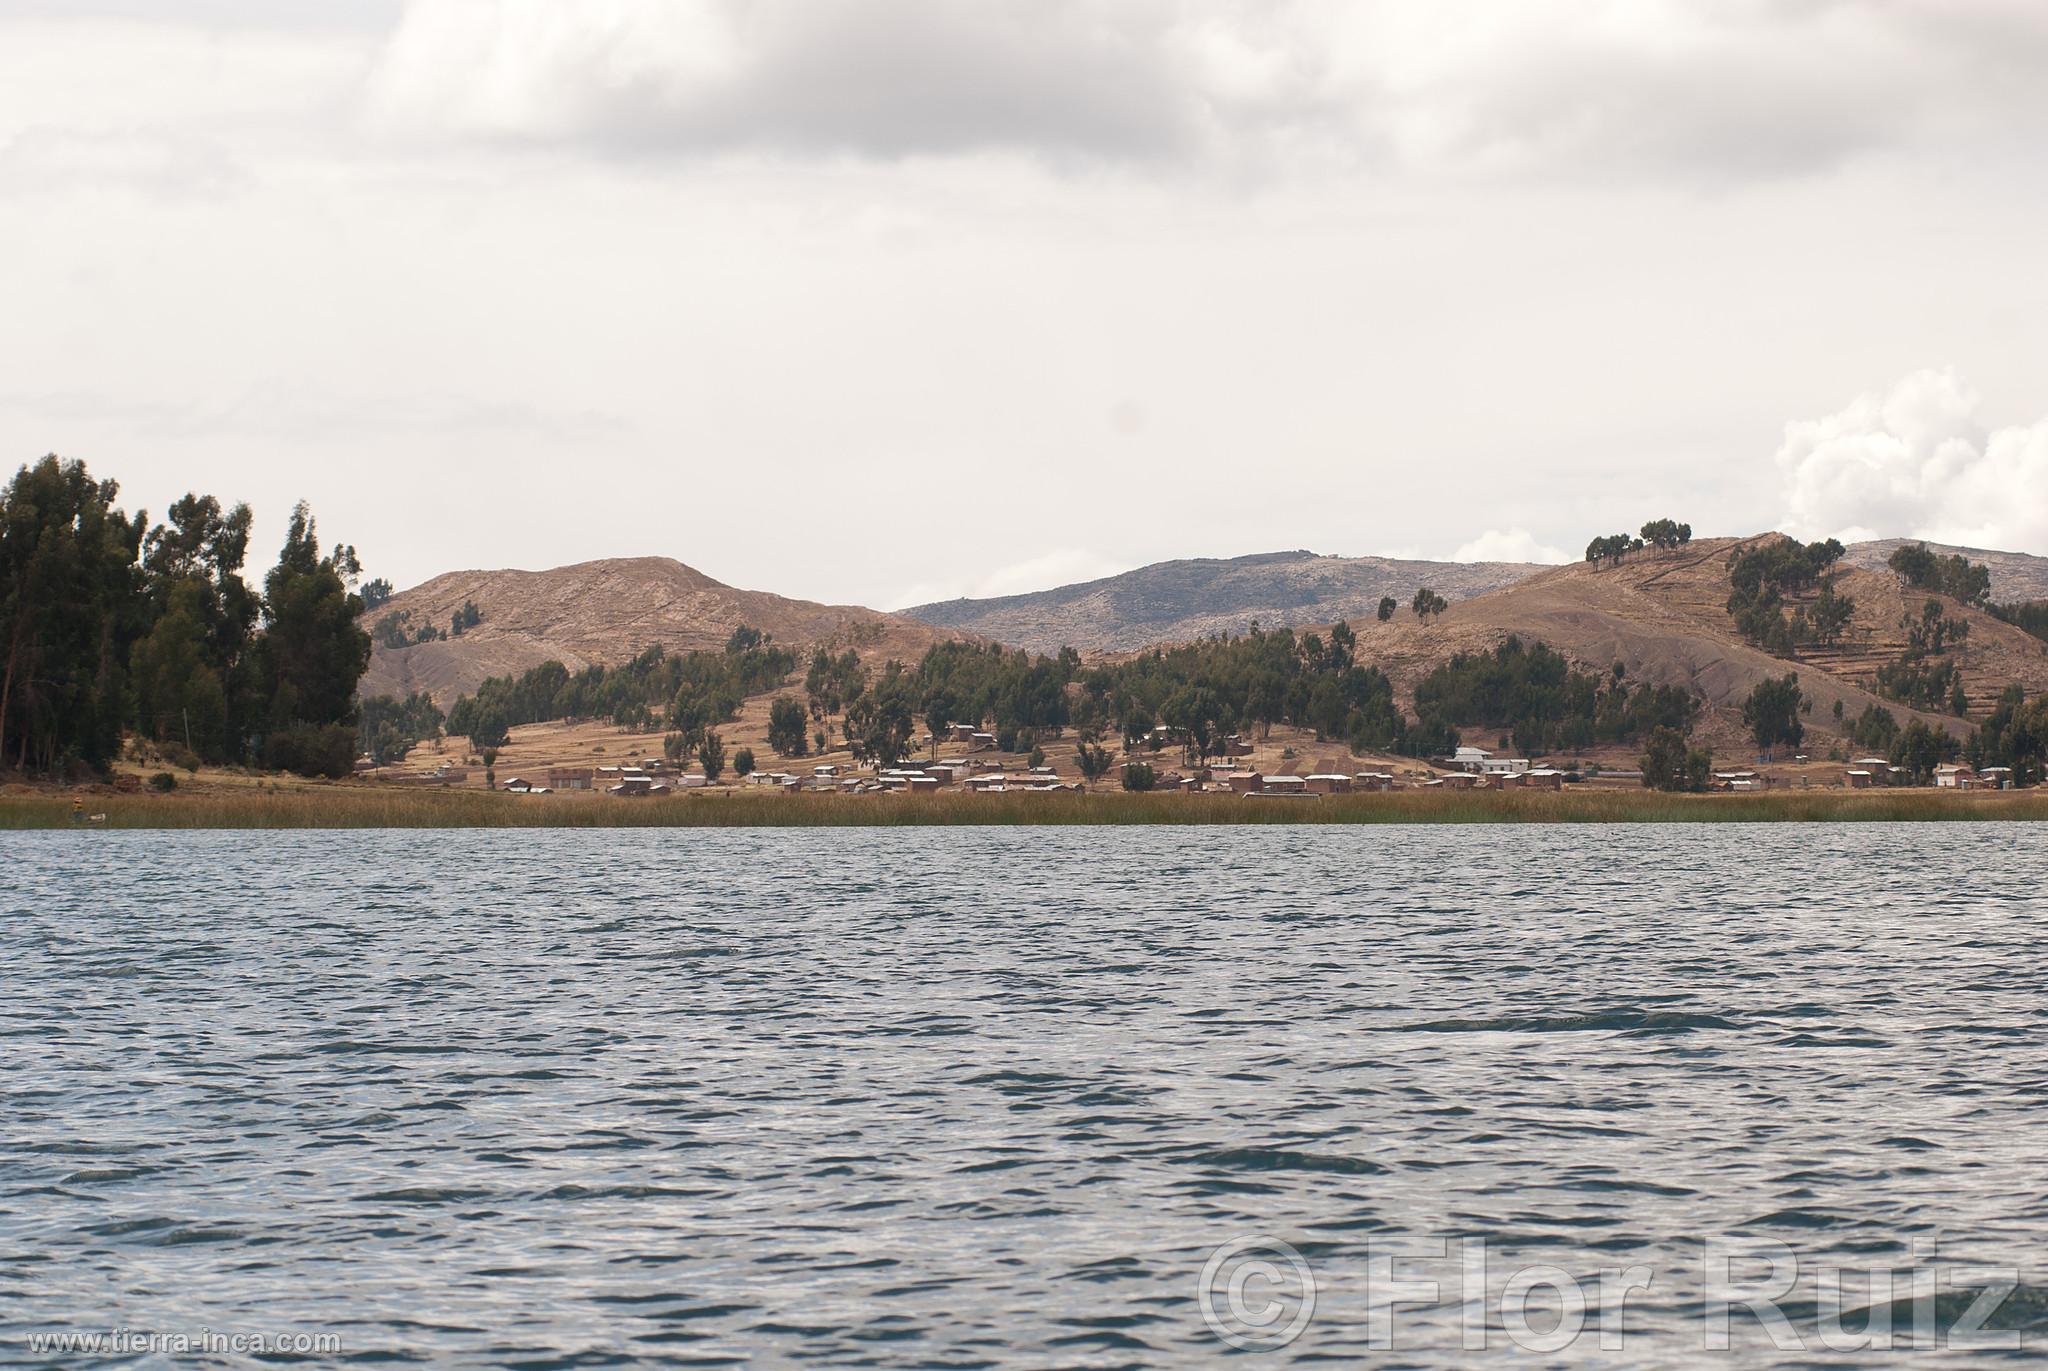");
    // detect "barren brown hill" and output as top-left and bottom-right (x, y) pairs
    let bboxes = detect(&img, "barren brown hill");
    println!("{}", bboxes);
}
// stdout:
(360, 556), (960, 704)
(1292, 536), (2048, 756)
(903, 549), (1546, 654)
